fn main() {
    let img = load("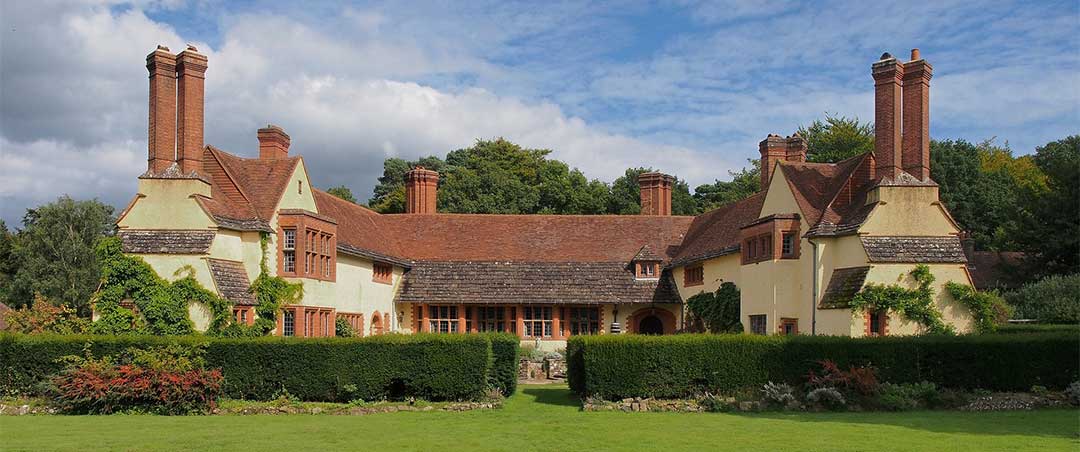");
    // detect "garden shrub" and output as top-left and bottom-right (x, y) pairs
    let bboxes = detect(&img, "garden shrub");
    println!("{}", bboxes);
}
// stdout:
(1005, 273), (1080, 324)
(760, 381), (796, 408)
(3, 295), (90, 334)
(46, 343), (222, 414)
(806, 387), (846, 410)
(1, 333), (517, 402)
(335, 318), (355, 338)
(482, 332), (520, 396)
(567, 332), (1079, 398)
(806, 359), (879, 397)
(877, 382), (940, 411)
